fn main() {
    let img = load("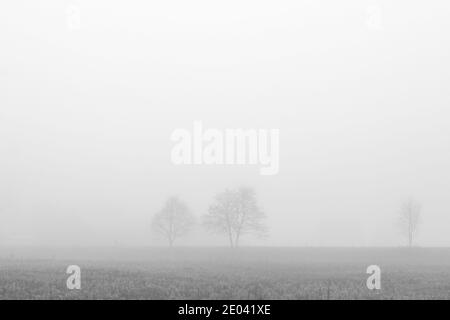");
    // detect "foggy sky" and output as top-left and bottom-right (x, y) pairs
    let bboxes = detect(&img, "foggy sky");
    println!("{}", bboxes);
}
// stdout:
(1, 0), (450, 247)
